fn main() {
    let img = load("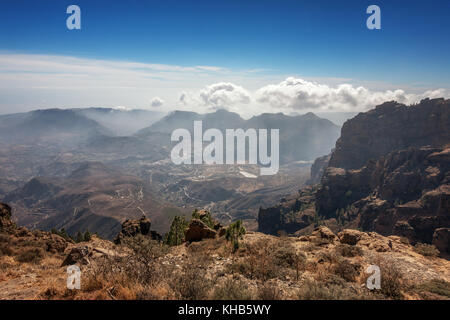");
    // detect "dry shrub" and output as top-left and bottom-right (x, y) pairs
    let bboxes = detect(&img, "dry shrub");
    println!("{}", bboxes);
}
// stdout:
(40, 287), (59, 300)
(297, 280), (348, 300)
(414, 279), (450, 299)
(380, 264), (403, 299)
(274, 239), (306, 269)
(229, 238), (303, 281)
(336, 244), (363, 257)
(258, 283), (282, 300)
(83, 274), (105, 292)
(136, 284), (173, 300)
(399, 237), (410, 245)
(303, 243), (320, 252)
(212, 278), (254, 300)
(297, 279), (373, 300)
(413, 243), (439, 257)
(80, 235), (171, 299)
(122, 235), (170, 285)
(0, 242), (14, 256)
(16, 247), (44, 263)
(171, 252), (213, 300)
(311, 237), (333, 246)
(369, 257), (404, 299)
(110, 285), (136, 300)
(332, 258), (361, 282)
(228, 253), (281, 281)
(317, 250), (340, 264)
